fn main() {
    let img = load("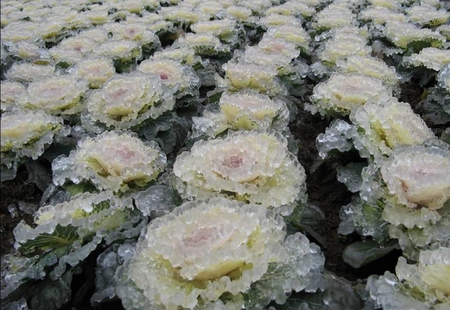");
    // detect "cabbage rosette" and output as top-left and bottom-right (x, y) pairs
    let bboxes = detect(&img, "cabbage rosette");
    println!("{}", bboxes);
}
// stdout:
(1, 109), (67, 170)
(52, 131), (167, 193)
(173, 130), (306, 214)
(308, 73), (391, 116)
(85, 72), (175, 130)
(367, 248), (450, 310)
(116, 197), (324, 309)
(350, 98), (435, 160)
(12, 191), (146, 281)
(193, 90), (290, 137)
